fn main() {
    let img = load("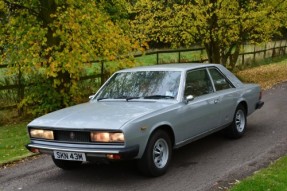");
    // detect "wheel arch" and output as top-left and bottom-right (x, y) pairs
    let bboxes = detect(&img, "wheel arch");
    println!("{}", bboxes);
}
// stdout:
(150, 125), (175, 148)
(137, 124), (174, 176)
(238, 100), (248, 114)
(225, 100), (248, 139)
